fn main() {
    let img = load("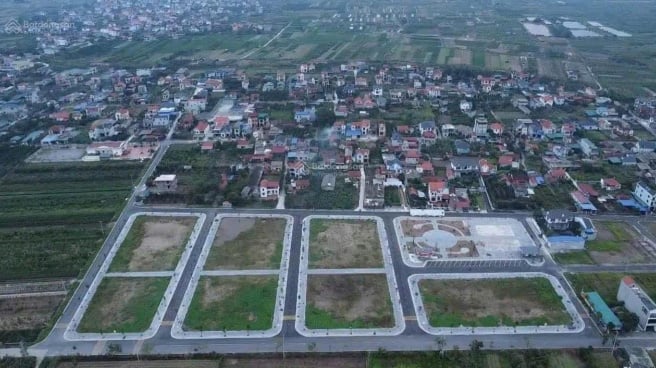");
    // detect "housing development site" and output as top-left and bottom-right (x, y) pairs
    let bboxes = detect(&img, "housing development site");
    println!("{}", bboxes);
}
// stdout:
(25, 198), (656, 358)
